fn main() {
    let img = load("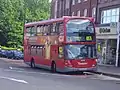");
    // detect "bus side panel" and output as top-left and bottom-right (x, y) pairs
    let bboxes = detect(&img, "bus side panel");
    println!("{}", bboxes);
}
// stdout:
(24, 43), (31, 63)
(24, 36), (32, 64)
(50, 45), (58, 61)
(34, 56), (43, 65)
(34, 47), (47, 66)
(42, 59), (51, 67)
(56, 59), (65, 69)
(50, 45), (65, 69)
(24, 48), (31, 64)
(41, 44), (52, 67)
